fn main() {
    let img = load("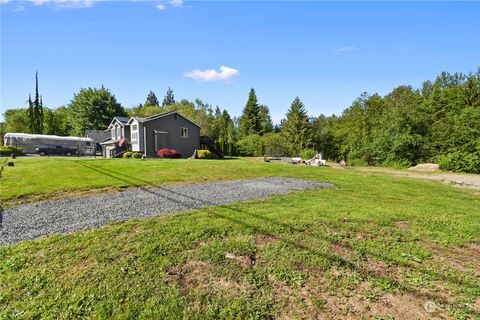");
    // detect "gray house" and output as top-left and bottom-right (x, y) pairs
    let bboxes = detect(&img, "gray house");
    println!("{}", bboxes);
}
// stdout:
(102, 111), (202, 158)
(100, 116), (131, 158)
